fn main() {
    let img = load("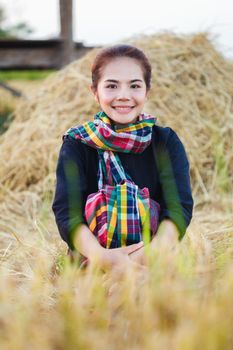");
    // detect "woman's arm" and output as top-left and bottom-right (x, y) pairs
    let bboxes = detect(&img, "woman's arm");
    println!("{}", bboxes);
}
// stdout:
(153, 127), (194, 240)
(52, 137), (88, 249)
(73, 223), (105, 261)
(128, 219), (179, 266)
